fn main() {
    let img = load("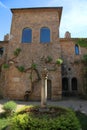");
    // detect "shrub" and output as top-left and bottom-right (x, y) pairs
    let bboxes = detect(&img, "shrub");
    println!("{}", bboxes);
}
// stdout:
(3, 101), (17, 116)
(76, 111), (87, 130)
(77, 39), (87, 48)
(82, 54), (87, 64)
(11, 114), (29, 130)
(0, 118), (11, 130)
(11, 106), (81, 130)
